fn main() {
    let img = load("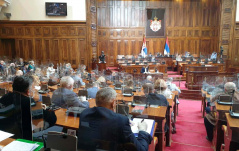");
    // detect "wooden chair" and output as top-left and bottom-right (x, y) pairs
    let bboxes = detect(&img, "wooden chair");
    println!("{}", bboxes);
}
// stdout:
(45, 131), (78, 151)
